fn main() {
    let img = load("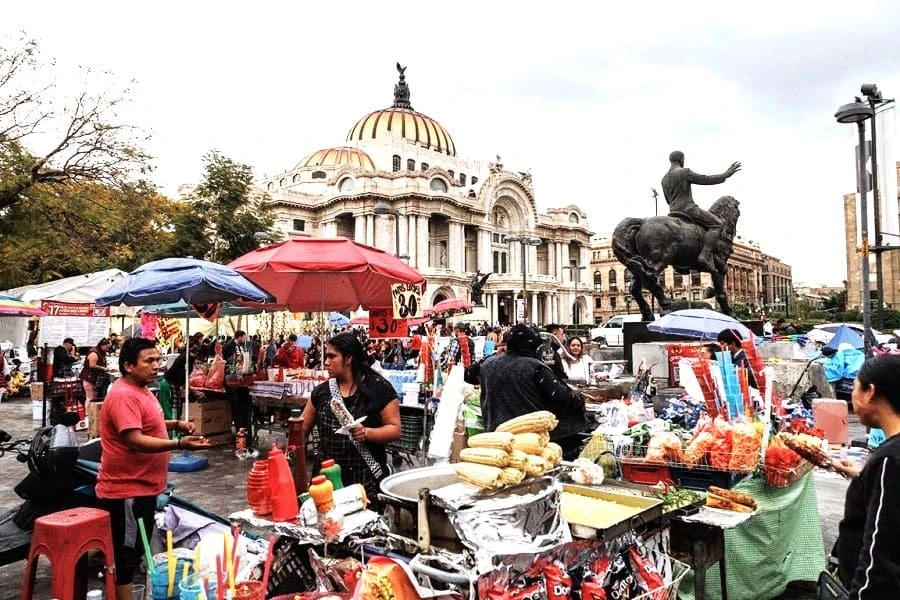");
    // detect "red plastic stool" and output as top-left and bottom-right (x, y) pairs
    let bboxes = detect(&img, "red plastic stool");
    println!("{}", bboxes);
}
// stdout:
(22, 507), (118, 600)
